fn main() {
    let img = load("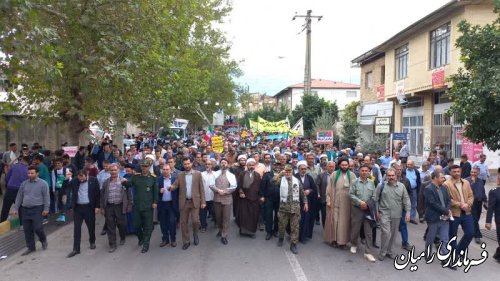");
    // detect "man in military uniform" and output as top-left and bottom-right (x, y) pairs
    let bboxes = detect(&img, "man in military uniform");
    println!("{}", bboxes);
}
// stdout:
(276, 165), (308, 254)
(123, 159), (158, 253)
